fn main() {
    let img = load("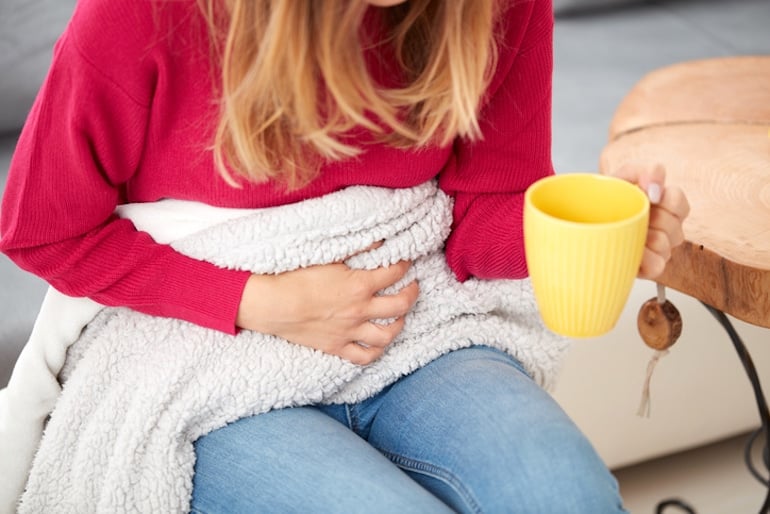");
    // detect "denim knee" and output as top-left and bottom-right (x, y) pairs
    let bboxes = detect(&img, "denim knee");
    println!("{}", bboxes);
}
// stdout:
(359, 346), (627, 513)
